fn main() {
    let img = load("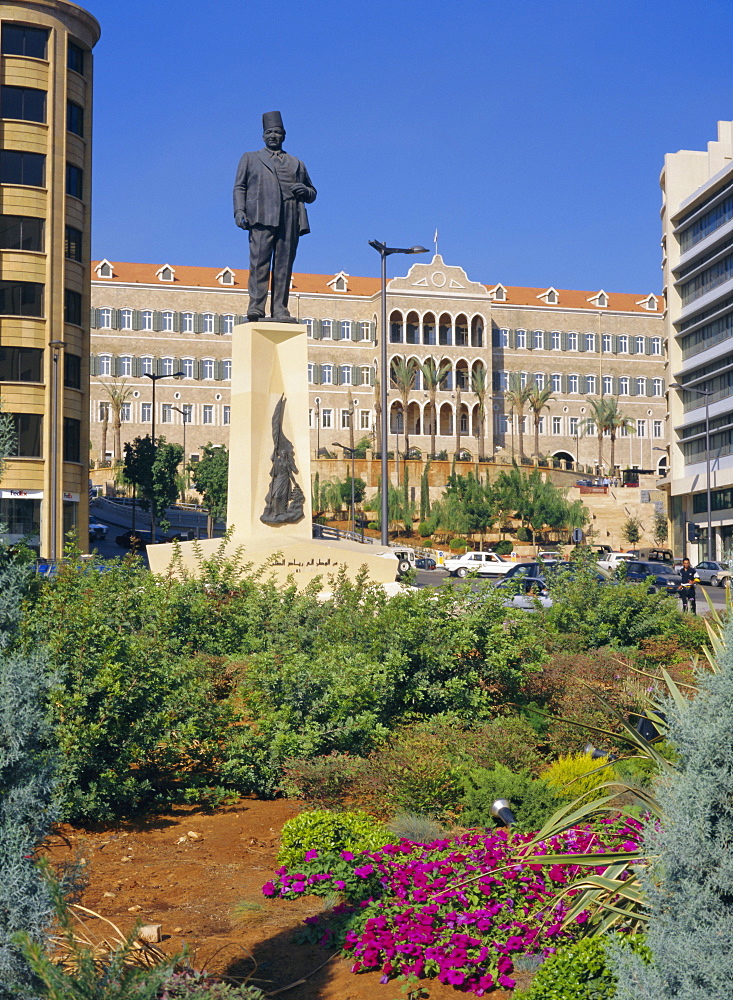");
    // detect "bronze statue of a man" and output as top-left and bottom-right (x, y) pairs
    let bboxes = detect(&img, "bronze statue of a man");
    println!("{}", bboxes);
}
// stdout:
(233, 111), (316, 323)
